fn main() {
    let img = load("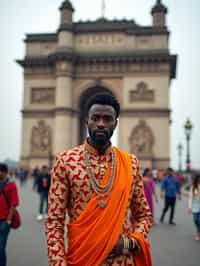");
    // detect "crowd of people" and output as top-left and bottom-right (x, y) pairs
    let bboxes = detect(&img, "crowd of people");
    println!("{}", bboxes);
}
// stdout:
(1, 160), (200, 266)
